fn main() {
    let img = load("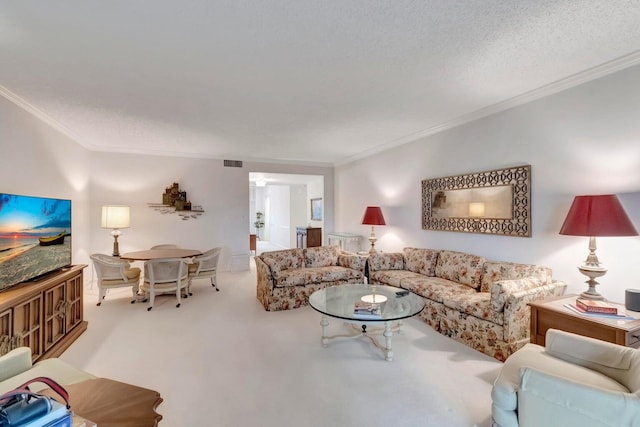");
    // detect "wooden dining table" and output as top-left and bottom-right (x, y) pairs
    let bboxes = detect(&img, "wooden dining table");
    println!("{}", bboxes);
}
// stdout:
(120, 248), (202, 261)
